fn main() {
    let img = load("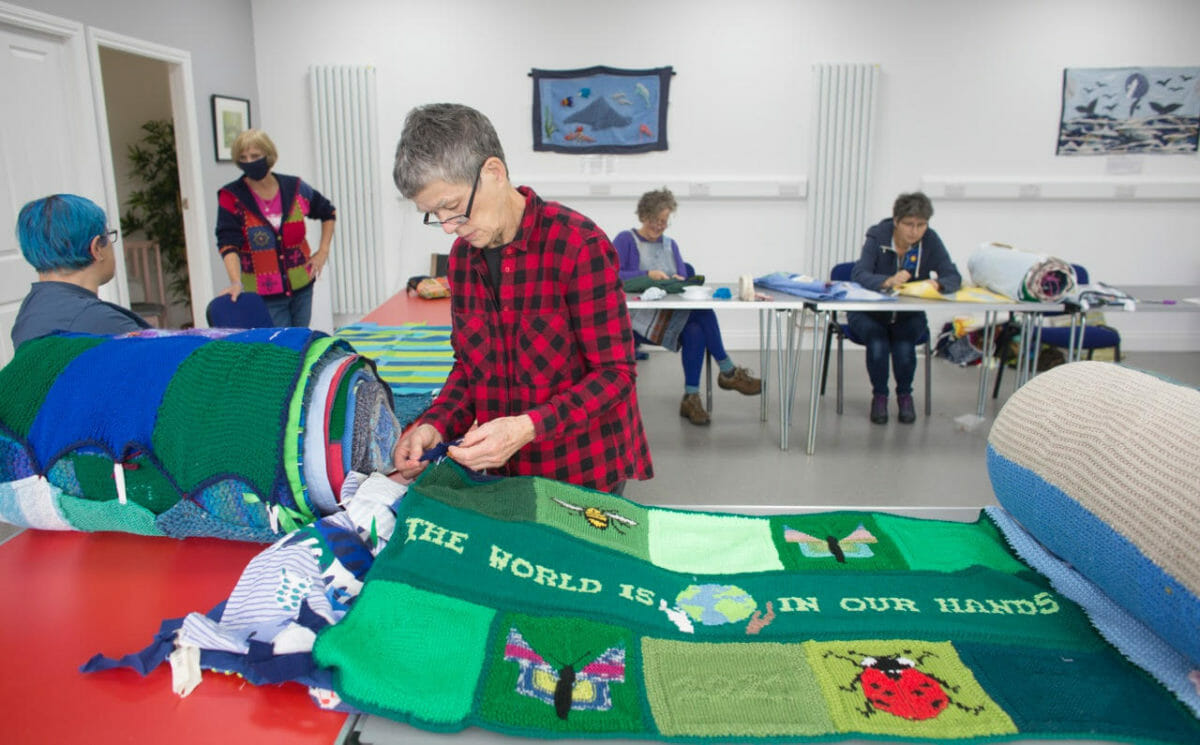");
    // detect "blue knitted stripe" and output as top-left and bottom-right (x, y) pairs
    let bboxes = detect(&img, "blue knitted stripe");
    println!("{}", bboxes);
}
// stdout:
(26, 335), (210, 468)
(986, 445), (1200, 666)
